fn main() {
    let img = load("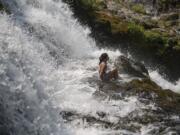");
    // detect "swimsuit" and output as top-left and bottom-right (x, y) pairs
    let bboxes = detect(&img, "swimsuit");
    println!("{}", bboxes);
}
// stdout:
(99, 62), (110, 81)
(102, 72), (110, 81)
